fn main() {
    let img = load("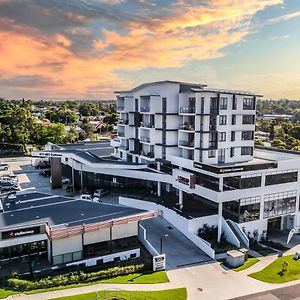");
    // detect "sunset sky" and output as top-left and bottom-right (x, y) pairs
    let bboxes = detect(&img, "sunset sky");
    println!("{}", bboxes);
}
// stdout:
(0, 0), (300, 100)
